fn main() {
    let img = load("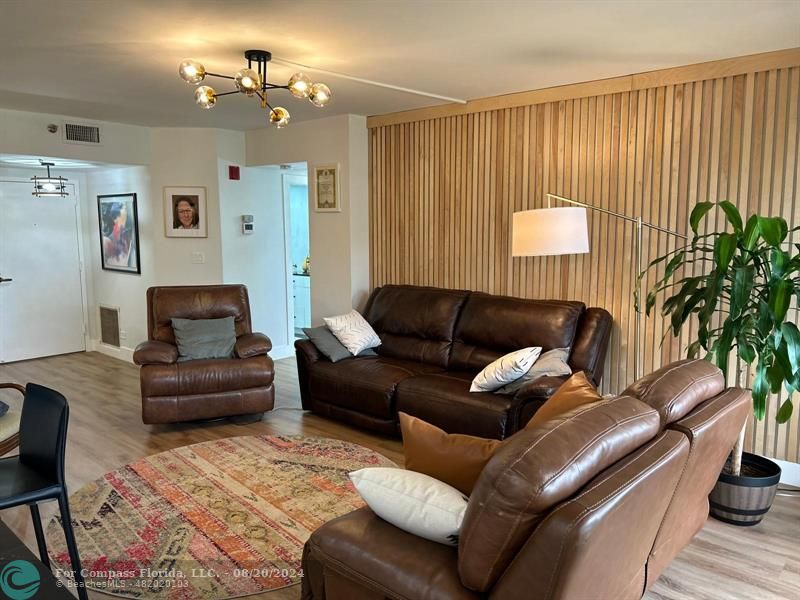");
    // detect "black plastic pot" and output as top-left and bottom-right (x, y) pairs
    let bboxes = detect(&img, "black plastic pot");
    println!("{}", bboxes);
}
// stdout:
(709, 452), (781, 526)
